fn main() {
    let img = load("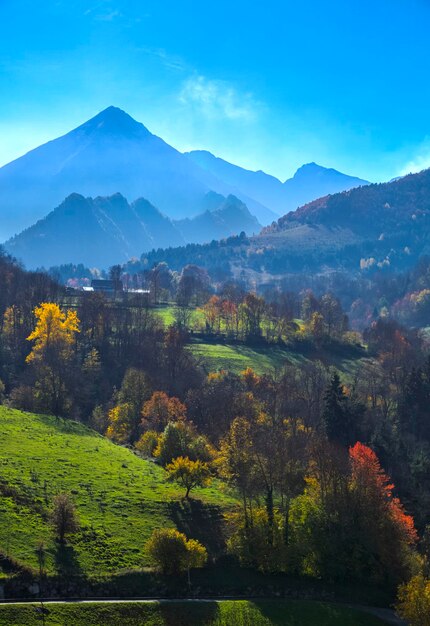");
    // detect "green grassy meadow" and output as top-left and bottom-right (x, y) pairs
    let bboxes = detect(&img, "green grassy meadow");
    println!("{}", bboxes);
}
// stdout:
(154, 306), (204, 328)
(0, 408), (234, 578)
(154, 305), (367, 379)
(189, 342), (309, 375)
(189, 340), (367, 382)
(0, 600), (388, 626)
